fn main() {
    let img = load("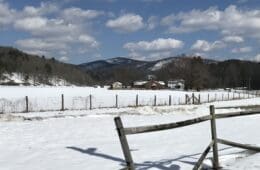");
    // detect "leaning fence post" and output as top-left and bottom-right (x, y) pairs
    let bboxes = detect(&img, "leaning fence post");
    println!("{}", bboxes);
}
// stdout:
(114, 117), (135, 170)
(25, 96), (29, 113)
(61, 94), (64, 111)
(89, 94), (92, 110)
(210, 105), (220, 169)
(169, 95), (172, 106)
